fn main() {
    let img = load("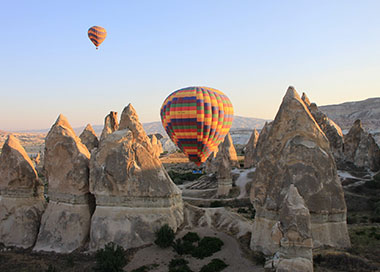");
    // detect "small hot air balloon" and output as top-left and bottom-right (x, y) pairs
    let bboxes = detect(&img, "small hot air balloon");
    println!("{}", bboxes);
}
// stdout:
(160, 86), (234, 166)
(88, 26), (107, 50)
